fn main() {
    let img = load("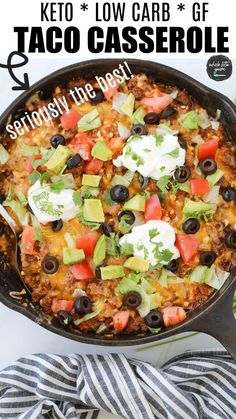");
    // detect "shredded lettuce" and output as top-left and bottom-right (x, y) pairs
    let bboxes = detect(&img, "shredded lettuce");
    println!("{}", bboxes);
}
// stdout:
(131, 107), (145, 125)
(206, 169), (224, 187)
(111, 170), (134, 188)
(156, 122), (178, 136)
(74, 308), (101, 326)
(3, 199), (28, 225)
(189, 266), (214, 283)
(51, 173), (76, 190)
(205, 268), (229, 290)
(183, 199), (214, 220)
(0, 144), (10, 164)
(64, 233), (75, 248)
